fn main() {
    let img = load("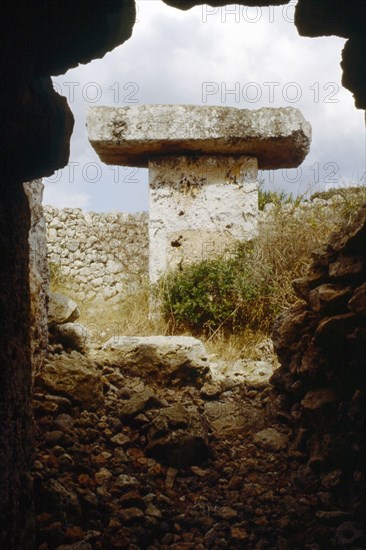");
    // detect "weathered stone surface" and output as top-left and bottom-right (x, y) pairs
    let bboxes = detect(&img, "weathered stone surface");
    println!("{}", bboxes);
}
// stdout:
(301, 388), (337, 412)
(0, 183), (34, 550)
(1, 2), (133, 548)
(253, 428), (288, 451)
(55, 323), (89, 353)
(308, 283), (353, 312)
(204, 401), (249, 432)
(292, 276), (312, 302)
(102, 336), (209, 384)
(1, 1), (136, 79)
(39, 478), (81, 520)
(315, 312), (359, 341)
(295, 0), (365, 38)
(36, 353), (103, 408)
(200, 382), (222, 400)
(348, 282), (366, 314)
(117, 388), (162, 419)
(145, 405), (209, 467)
(1, 78), (74, 182)
(328, 254), (365, 280)
(1, 3), (364, 548)
(329, 204), (366, 252)
(209, 358), (276, 389)
(87, 105), (311, 170)
(48, 292), (80, 326)
(24, 180), (49, 377)
(295, 0), (366, 108)
(271, 303), (320, 362)
(341, 36), (366, 109)
(335, 520), (364, 547)
(149, 154), (258, 282)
